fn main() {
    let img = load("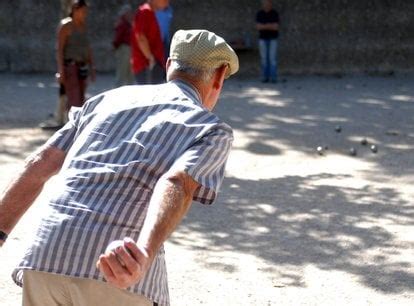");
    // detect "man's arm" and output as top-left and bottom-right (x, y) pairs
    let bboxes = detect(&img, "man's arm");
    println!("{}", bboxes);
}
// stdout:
(87, 46), (96, 82)
(136, 32), (155, 69)
(57, 21), (70, 84)
(97, 170), (199, 289)
(0, 145), (66, 246)
(256, 22), (278, 31)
